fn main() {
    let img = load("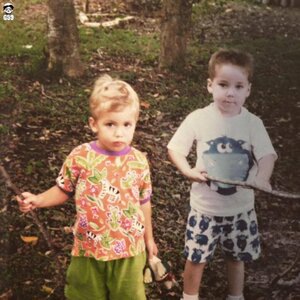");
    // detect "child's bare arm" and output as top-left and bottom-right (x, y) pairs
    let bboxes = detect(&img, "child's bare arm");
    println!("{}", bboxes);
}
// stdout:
(254, 153), (276, 190)
(140, 201), (157, 259)
(17, 185), (69, 213)
(168, 149), (207, 182)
